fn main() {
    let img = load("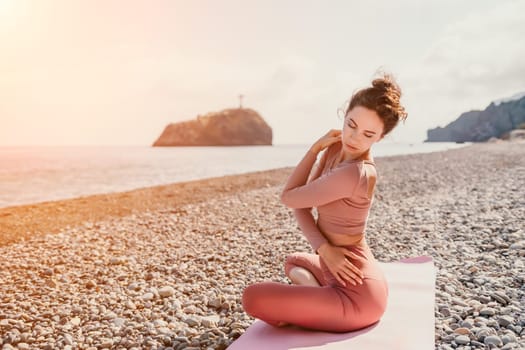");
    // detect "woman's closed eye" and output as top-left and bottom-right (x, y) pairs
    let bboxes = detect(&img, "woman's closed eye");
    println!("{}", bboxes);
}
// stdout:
(348, 120), (374, 138)
(349, 123), (373, 138)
